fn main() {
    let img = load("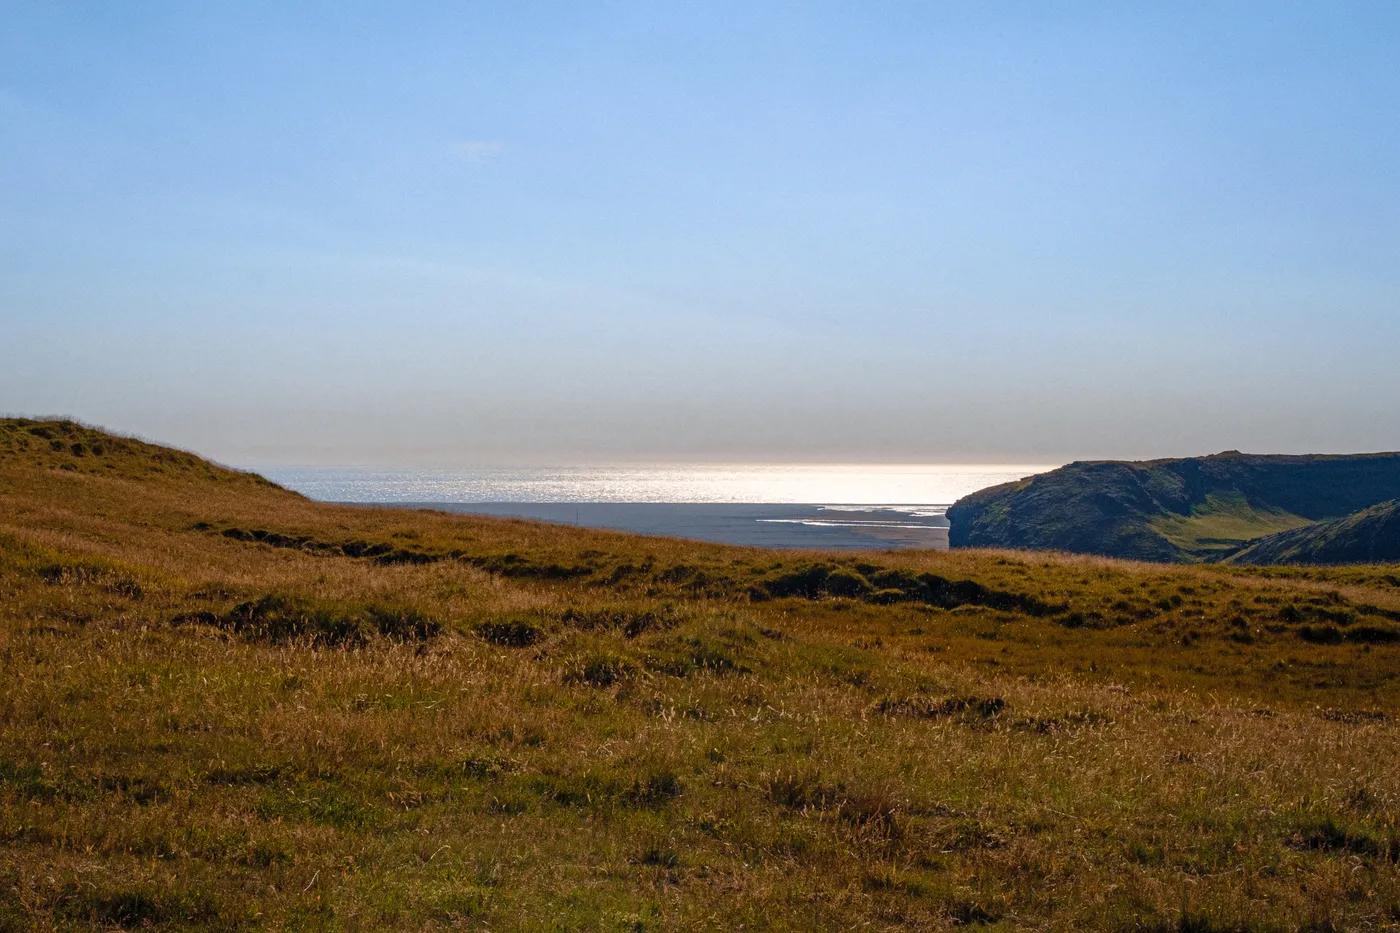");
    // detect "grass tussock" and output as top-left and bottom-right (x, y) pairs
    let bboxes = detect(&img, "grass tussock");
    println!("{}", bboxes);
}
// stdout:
(6, 417), (1400, 929)
(175, 594), (440, 647)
